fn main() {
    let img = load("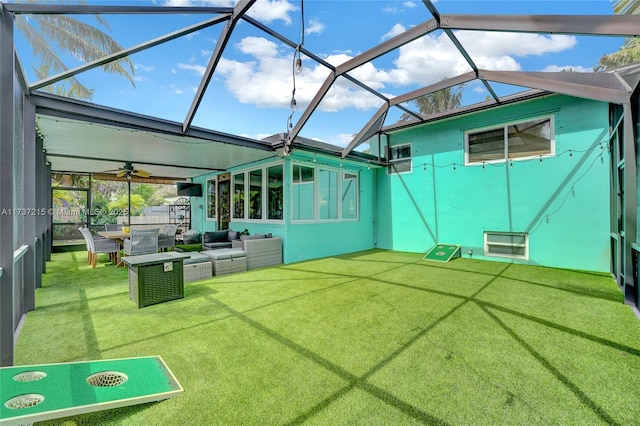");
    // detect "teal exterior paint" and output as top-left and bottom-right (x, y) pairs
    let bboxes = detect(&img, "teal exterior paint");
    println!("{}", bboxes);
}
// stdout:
(192, 153), (376, 264)
(189, 175), (210, 234)
(376, 95), (611, 272)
